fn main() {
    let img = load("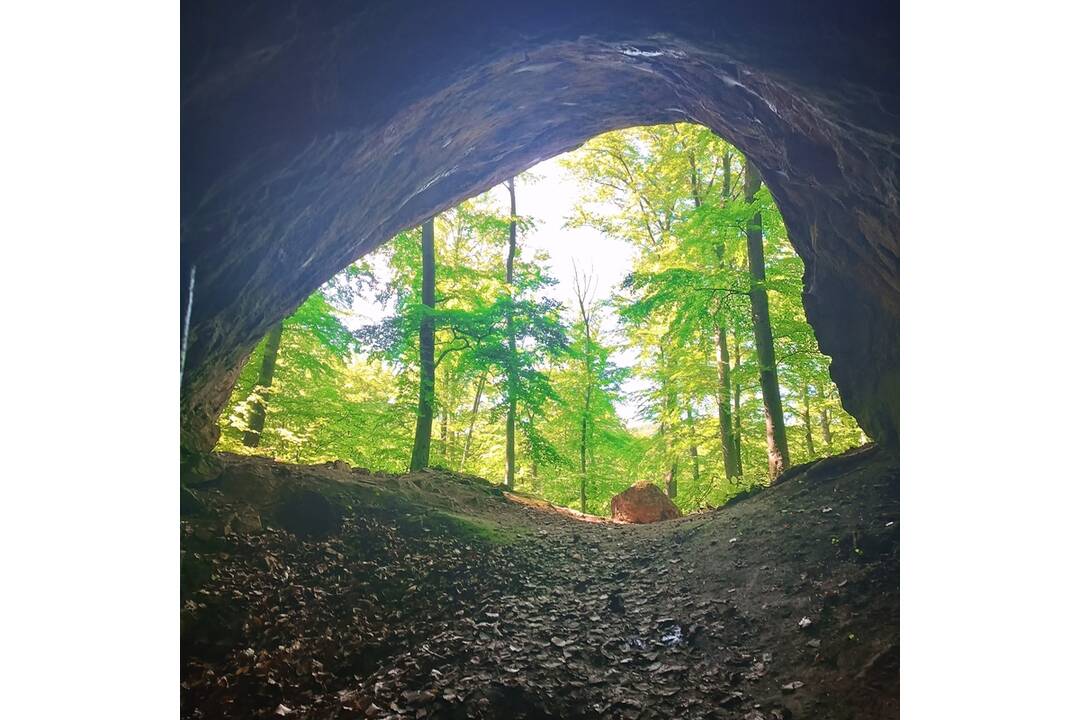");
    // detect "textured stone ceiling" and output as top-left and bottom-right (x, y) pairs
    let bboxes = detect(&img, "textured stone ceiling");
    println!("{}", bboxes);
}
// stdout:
(181, 0), (898, 454)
